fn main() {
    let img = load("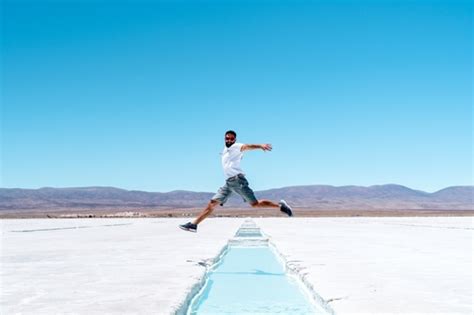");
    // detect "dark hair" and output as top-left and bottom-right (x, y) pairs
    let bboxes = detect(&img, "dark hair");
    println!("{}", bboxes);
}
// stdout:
(225, 130), (237, 138)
